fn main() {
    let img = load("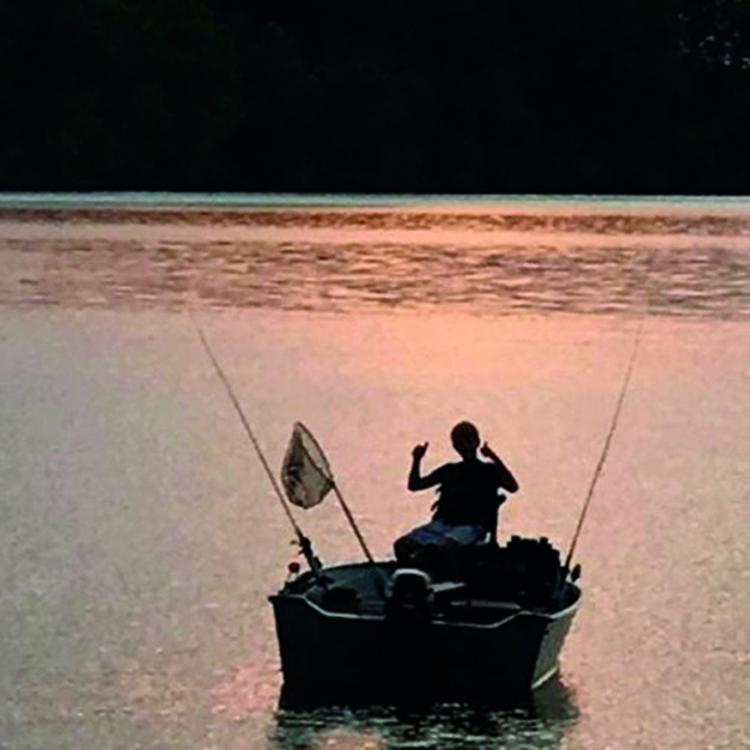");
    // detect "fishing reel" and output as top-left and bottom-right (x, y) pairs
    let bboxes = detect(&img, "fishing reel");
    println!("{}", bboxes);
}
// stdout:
(288, 535), (323, 577)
